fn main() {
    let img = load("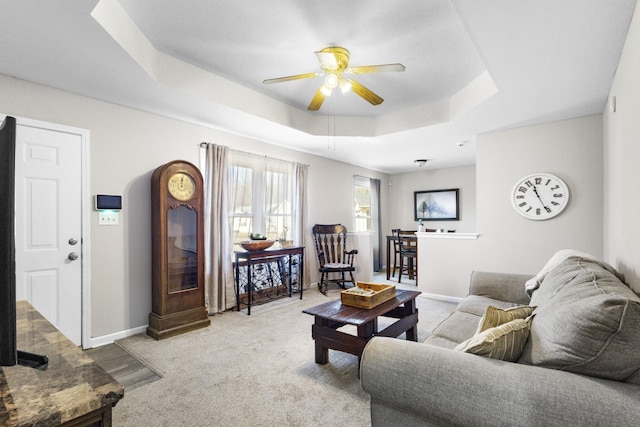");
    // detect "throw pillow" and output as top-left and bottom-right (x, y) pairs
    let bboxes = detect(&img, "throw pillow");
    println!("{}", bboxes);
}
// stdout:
(476, 305), (535, 334)
(456, 318), (532, 362)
